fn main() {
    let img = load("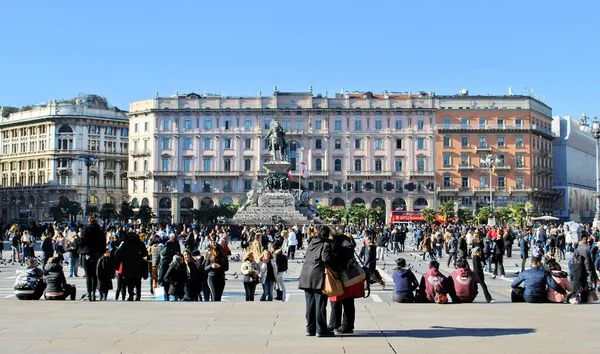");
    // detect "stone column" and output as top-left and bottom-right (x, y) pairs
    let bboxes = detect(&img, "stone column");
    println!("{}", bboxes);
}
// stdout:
(385, 197), (392, 225)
